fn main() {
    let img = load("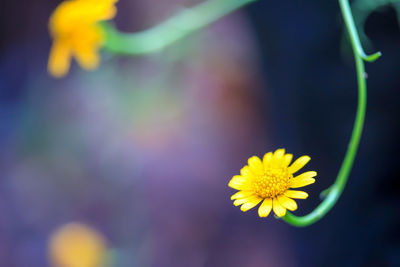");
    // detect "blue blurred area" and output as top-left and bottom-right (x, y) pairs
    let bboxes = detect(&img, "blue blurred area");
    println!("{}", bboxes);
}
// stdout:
(249, 1), (400, 266)
(1, 0), (400, 266)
